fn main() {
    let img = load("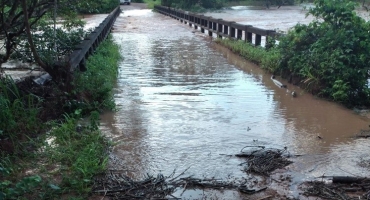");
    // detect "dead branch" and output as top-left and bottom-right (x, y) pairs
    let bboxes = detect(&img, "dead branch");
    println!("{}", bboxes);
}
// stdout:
(237, 146), (292, 176)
